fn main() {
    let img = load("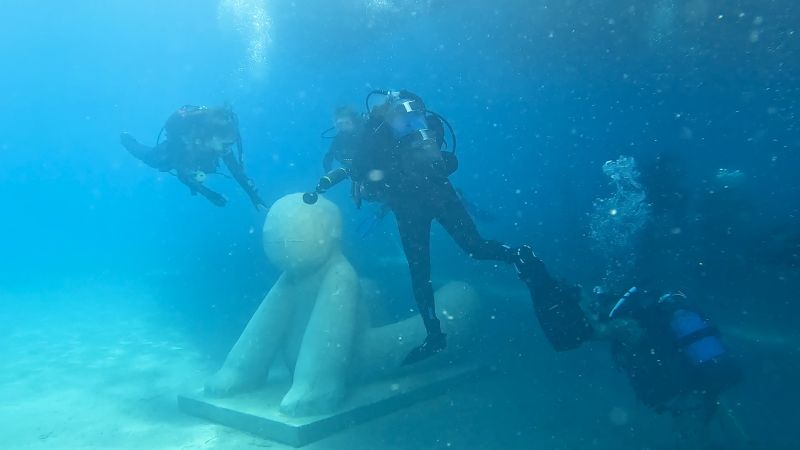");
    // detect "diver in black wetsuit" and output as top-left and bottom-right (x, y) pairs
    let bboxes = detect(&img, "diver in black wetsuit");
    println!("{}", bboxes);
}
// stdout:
(306, 90), (593, 364)
(586, 287), (744, 449)
(120, 104), (265, 208)
(322, 106), (364, 172)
